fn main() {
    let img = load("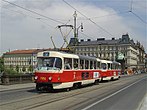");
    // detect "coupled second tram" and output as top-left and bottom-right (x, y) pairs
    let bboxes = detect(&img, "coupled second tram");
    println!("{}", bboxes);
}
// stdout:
(34, 51), (121, 91)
